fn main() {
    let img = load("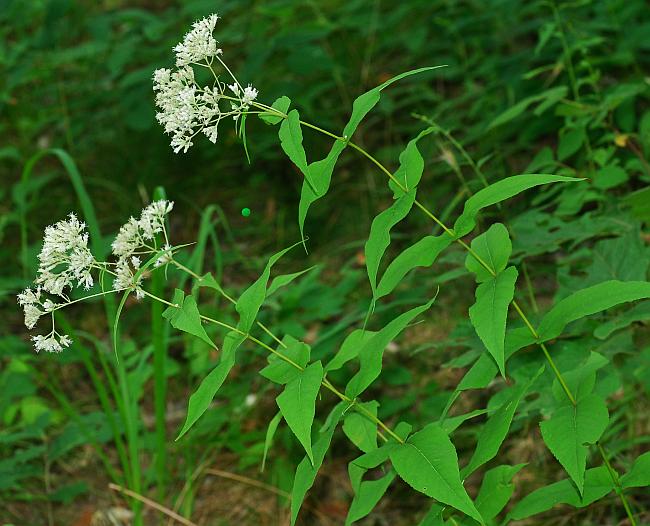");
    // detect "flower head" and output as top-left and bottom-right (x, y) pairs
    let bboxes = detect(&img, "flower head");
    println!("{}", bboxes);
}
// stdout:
(32, 333), (72, 353)
(112, 200), (174, 258)
(154, 14), (259, 153)
(173, 14), (221, 67)
(35, 213), (95, 296)
(113, 257), (145, 300)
